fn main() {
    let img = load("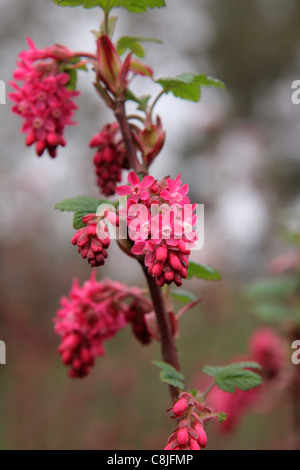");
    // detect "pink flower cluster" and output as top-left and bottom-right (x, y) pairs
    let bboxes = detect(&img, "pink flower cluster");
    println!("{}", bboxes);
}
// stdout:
(165, 393), (209, 450)
(54, 273), (153, 378)
(9, 38), (79, 158)
(209, 385), (260, 433)
(90, 123), (129, 196)
(117, 172), (198, 287)
(71, 213), (111, 268)
(249, 328), (286, 380)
